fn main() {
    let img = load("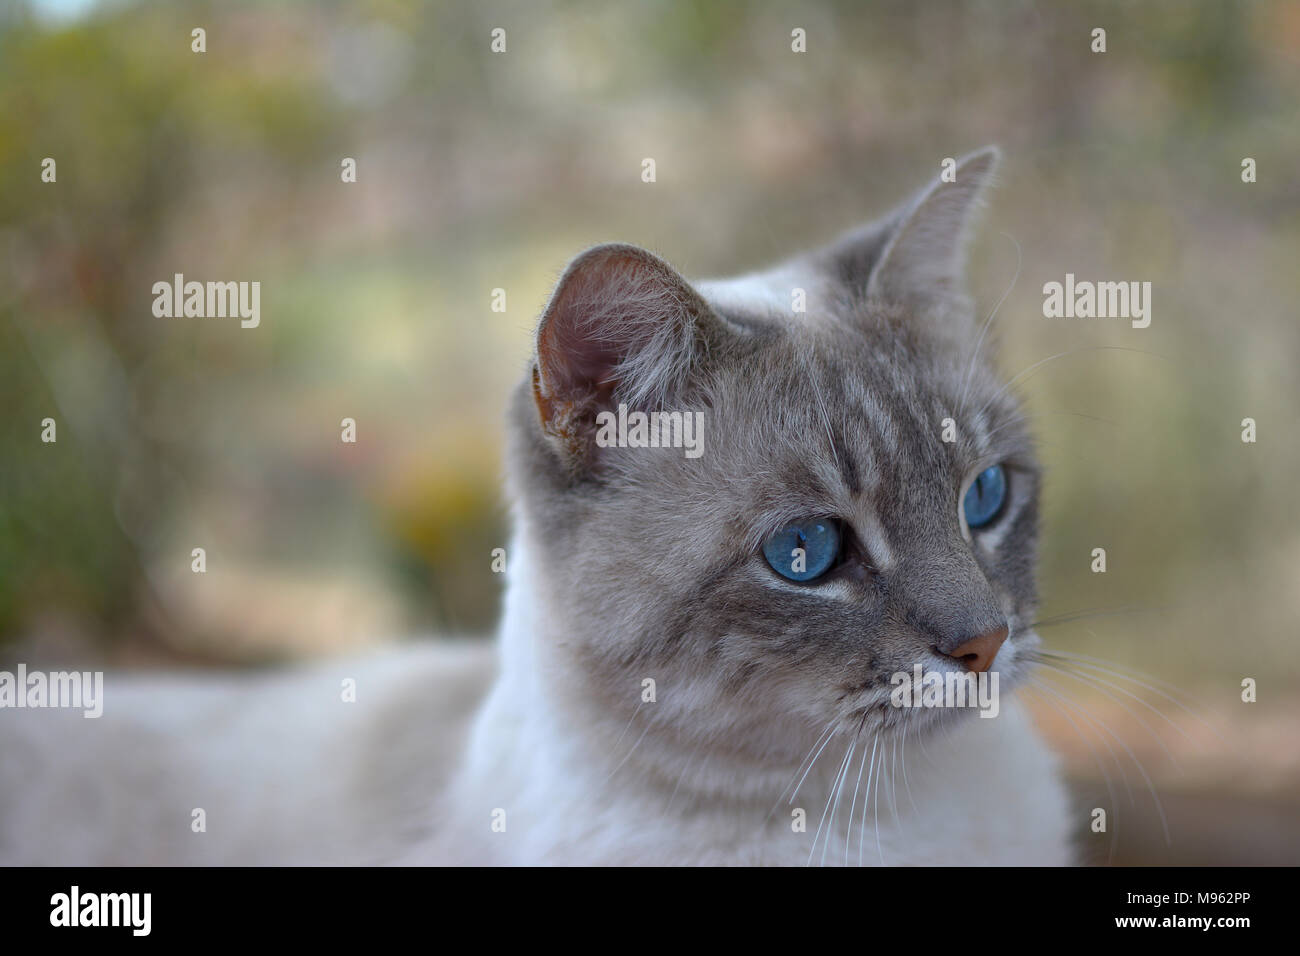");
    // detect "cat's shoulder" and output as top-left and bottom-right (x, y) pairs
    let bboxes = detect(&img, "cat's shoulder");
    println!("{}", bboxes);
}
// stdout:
(0, 638), (497, 864)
